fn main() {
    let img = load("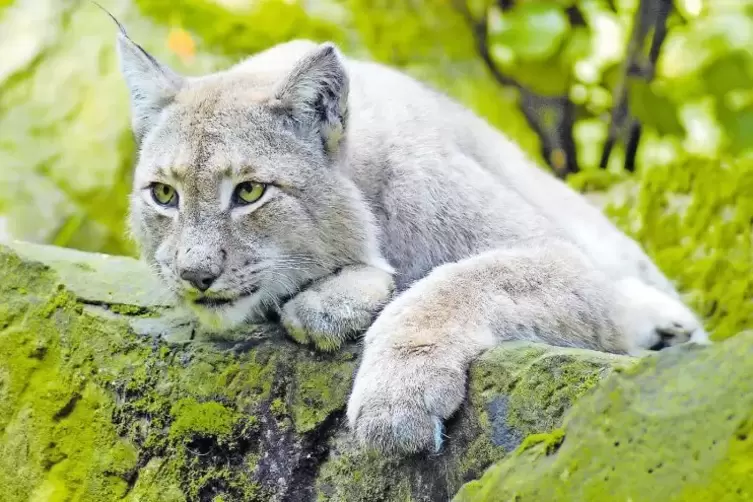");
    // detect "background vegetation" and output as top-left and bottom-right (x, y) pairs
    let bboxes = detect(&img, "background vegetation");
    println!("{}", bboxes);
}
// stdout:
(0, 0), (750, 338)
